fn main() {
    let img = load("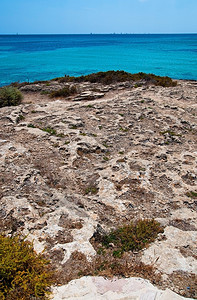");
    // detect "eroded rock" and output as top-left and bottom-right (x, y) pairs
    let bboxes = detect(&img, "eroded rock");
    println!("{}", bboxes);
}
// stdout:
(0, 79), (196, 297)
